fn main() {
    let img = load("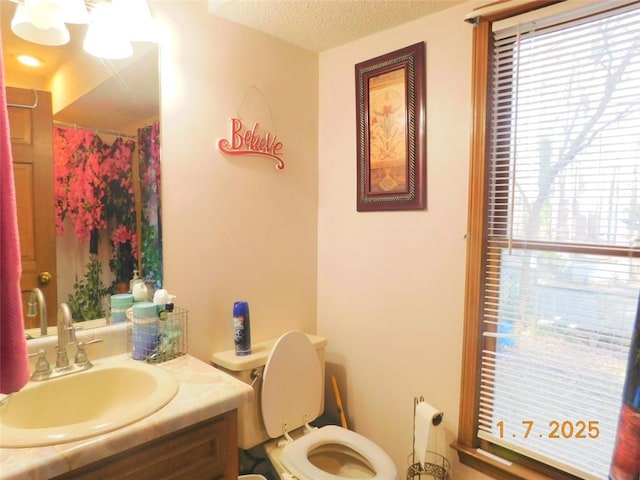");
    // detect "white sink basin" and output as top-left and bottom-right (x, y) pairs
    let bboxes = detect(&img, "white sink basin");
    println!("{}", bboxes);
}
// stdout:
(0, 359), (179, 447)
